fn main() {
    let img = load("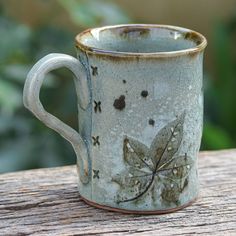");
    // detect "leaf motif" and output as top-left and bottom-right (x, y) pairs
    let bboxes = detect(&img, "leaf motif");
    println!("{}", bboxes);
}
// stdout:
(123, 136), (154, 171)
(112, 111), (192, 205)
(149, 112), (185, 170)
(158, 154), (193, 179)
(161, 183), (181, 205)
(112, 167), (153, 203)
